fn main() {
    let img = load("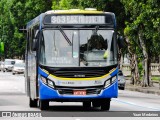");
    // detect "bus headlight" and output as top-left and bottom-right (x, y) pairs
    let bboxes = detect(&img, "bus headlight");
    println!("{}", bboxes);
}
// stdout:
(112, 76), (117, 83)
(104, 76), (117, 88)
(48, 79), (55, 88)
(40, 76), (55, 89)
(41, 76), (47, 84)
(104, 79), (111, 88)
